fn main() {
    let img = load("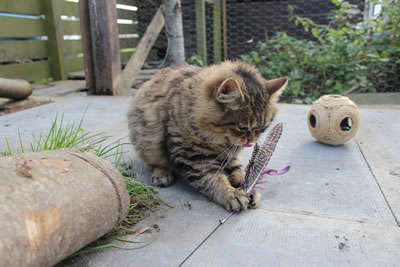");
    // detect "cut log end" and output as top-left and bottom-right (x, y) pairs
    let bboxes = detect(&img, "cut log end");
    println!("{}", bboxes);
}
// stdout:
(0, 77), (32, 100)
